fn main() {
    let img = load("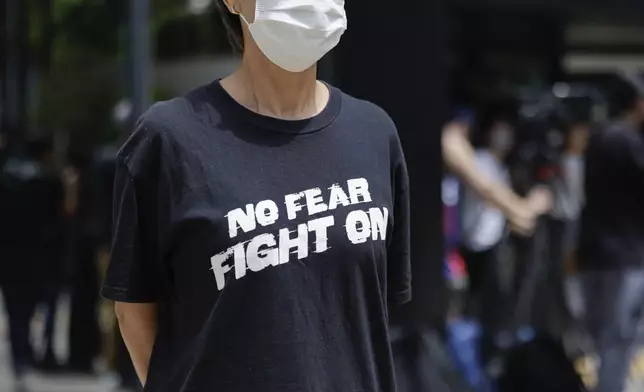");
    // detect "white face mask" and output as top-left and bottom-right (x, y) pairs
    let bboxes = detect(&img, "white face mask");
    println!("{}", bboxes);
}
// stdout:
(239, 0), (347, 73)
